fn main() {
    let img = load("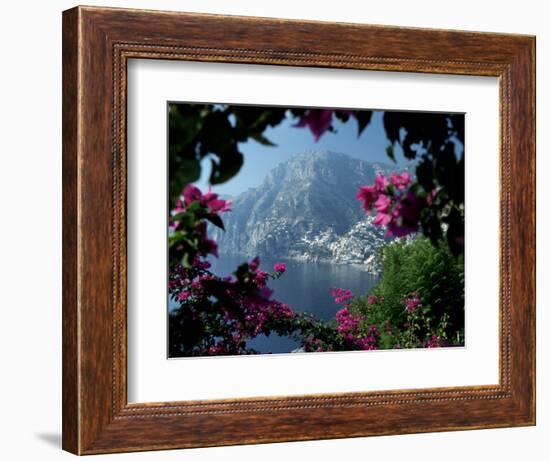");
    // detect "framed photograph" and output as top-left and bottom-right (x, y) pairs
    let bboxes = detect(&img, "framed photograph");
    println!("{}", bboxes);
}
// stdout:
(62, 5), (535, 455)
